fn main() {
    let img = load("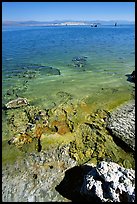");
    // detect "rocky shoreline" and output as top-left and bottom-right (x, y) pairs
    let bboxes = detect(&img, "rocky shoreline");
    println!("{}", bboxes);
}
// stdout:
(2, 70), (135, 202)
(2, 97), (135, 202)
(2, 146), (135, 202)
